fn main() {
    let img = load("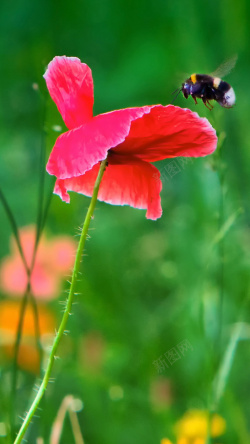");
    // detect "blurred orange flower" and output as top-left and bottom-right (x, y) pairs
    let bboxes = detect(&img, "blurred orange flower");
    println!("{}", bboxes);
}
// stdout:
(0, 300), (55, 373)
(79, 331), (106, 373)
(0, 225), (76, 300)
(150, 377), (172, 411)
